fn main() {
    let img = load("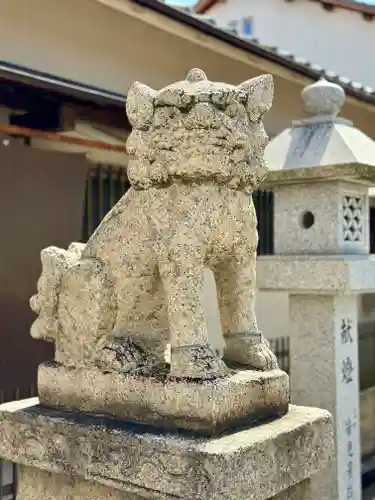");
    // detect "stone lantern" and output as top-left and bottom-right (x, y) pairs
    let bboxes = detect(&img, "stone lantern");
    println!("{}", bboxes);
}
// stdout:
(259, 77), (375, 500)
